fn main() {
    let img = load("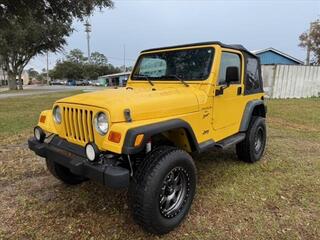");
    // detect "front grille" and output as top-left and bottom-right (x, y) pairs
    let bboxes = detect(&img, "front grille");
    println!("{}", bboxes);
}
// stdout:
(62, 106), (94, 144)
